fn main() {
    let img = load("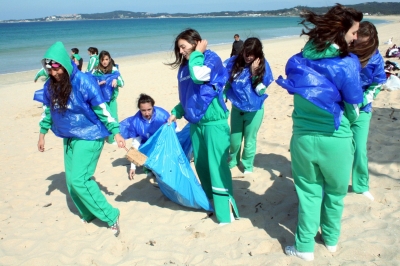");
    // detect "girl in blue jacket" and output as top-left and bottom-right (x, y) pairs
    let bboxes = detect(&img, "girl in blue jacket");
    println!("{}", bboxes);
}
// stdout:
(37, 42), (126, 237)
(225, 37), (274, 174)
(349, 21), (386, 201)
(167, 28), (239, 224)
(276, 4), (363, 261)
(119, 94), (170, 180)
